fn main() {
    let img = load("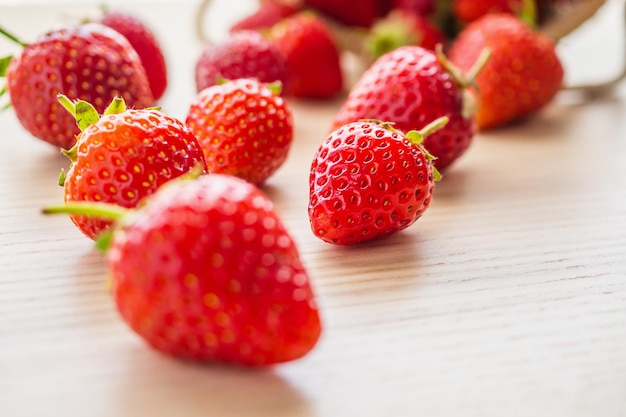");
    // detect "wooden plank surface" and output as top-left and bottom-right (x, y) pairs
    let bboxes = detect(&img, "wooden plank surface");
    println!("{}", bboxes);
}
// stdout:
(1, 1), (625, 416)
